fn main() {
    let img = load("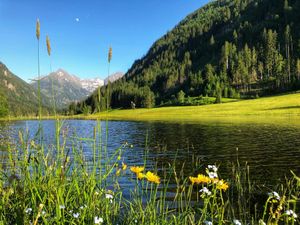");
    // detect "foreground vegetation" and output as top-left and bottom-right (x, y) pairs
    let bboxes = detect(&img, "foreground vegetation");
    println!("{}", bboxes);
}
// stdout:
(0, 120), (299, 224)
